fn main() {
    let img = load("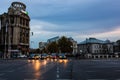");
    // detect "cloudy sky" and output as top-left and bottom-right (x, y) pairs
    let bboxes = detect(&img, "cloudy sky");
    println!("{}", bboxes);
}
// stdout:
(0, 0), (120, 48)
